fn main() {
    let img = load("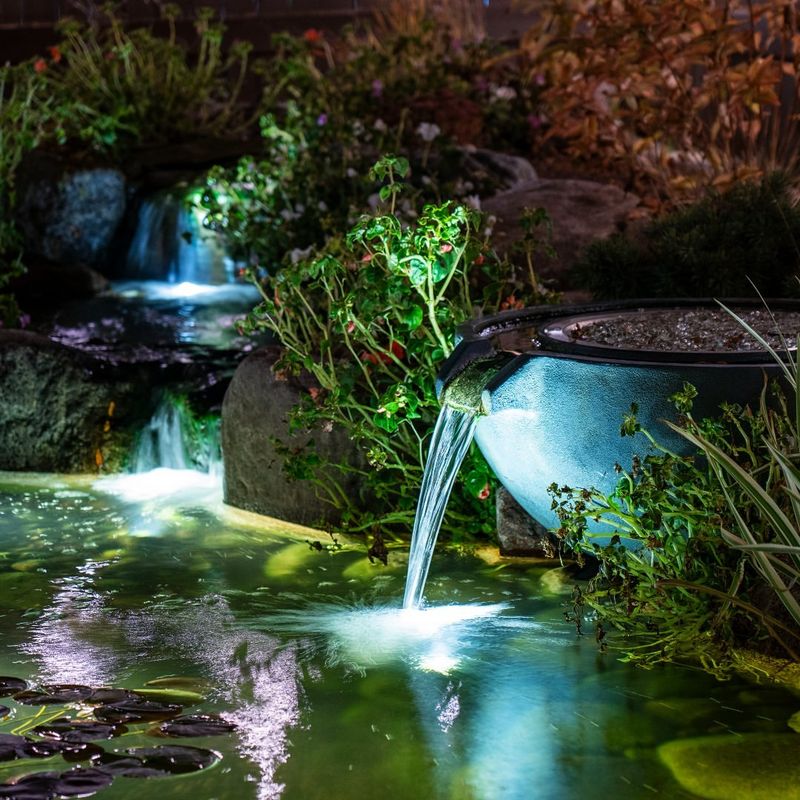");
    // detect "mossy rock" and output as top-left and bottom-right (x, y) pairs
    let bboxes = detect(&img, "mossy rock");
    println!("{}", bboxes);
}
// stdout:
(658, 733), (800, 800)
